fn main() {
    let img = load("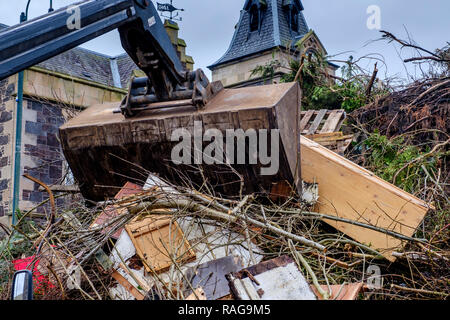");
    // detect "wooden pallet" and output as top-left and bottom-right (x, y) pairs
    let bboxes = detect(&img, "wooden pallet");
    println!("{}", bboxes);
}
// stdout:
(300, 109), (352, 155)
(305, 132), (354, 155)
(300, 109), (346, 135)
